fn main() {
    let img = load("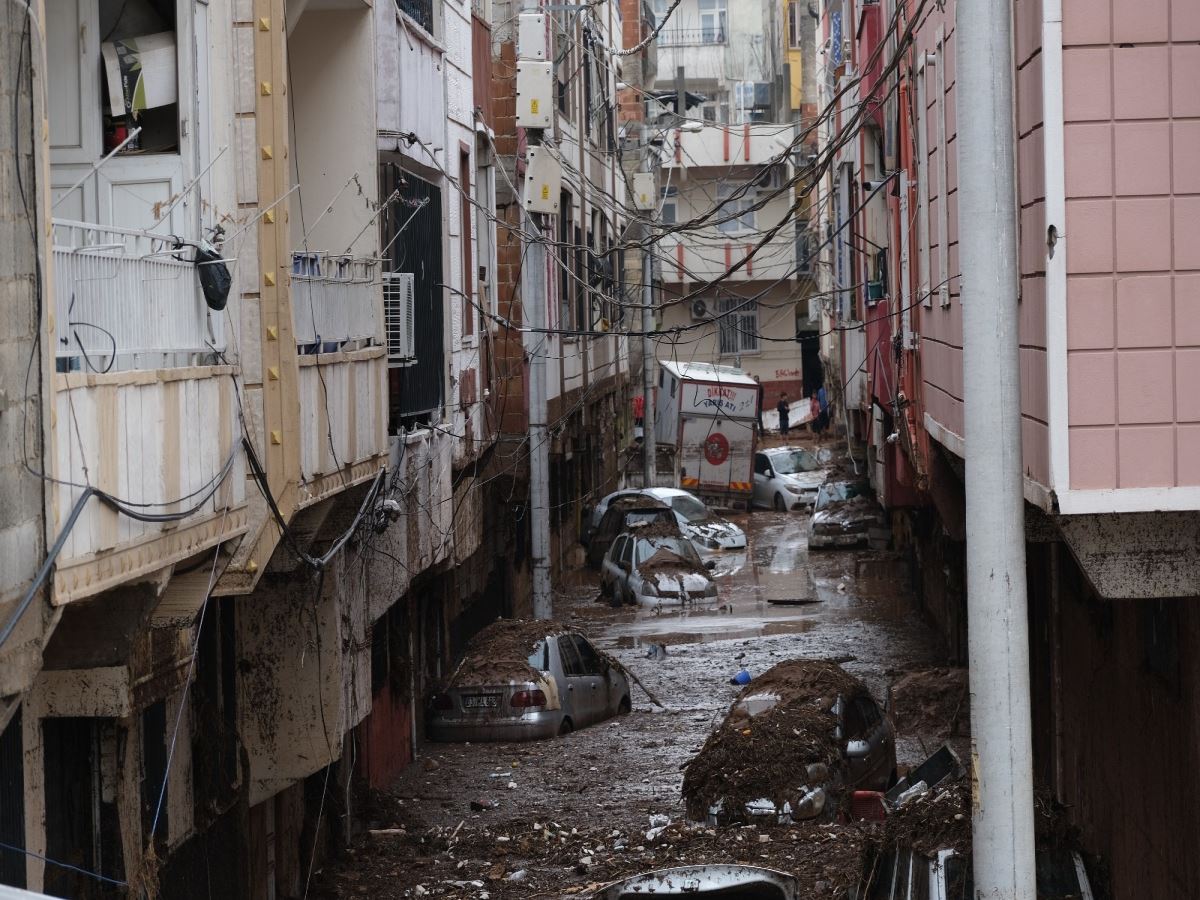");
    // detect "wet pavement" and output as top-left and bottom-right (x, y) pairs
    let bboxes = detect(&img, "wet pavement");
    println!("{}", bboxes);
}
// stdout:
(314, 509), (962, 899)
